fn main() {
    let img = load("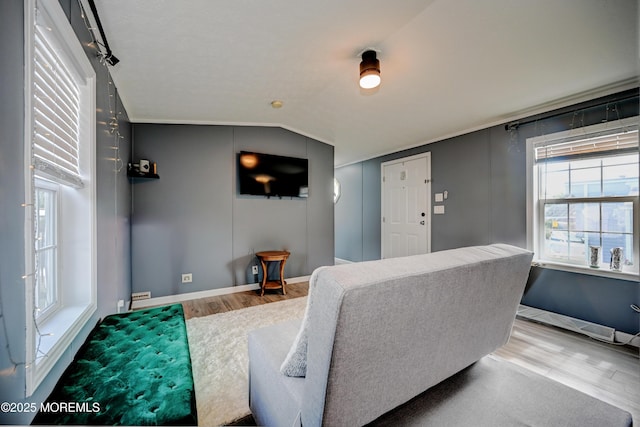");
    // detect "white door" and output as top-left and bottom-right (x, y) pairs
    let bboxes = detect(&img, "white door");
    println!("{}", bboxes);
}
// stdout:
(381, 153), (431, 259)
